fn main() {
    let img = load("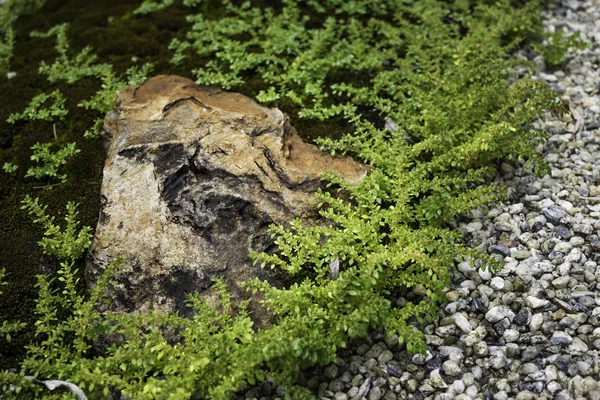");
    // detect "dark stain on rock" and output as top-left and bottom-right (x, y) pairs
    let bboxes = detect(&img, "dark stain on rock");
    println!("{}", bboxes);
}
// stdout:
(161, 269), (213, 318)
(99, 195), (110, 225)
(263, 147), (320, 191)
(153, 143), (188, 176)
(162, 96), (212, 116)
(118, 146), (150, 163)
(161, 167), (191, 207)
